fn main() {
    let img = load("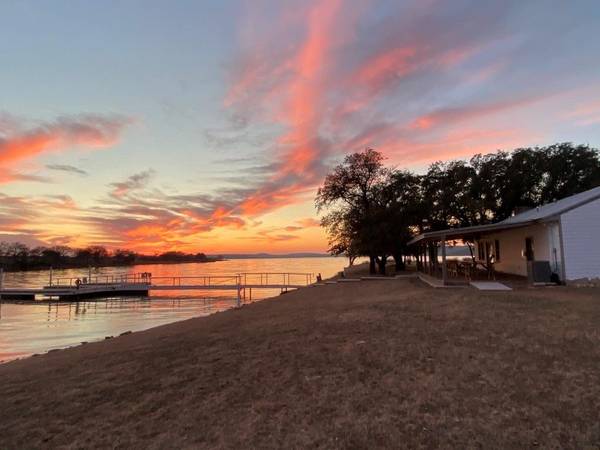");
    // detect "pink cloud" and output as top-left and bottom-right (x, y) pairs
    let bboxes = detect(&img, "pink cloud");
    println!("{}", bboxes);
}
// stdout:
(0, 114), (131, 184)
(566, 100), (600, 126)
(408, 96), (544, 131)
